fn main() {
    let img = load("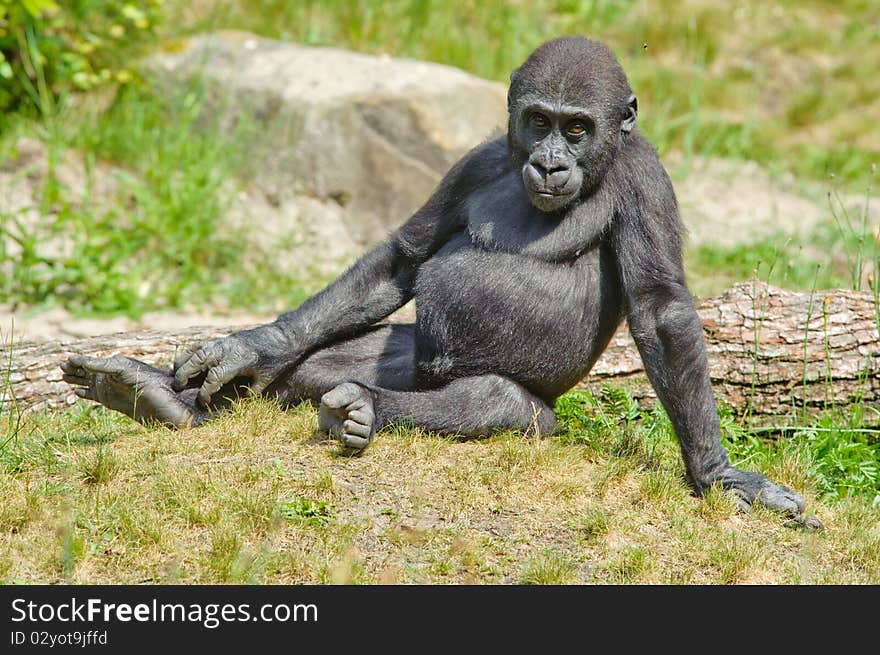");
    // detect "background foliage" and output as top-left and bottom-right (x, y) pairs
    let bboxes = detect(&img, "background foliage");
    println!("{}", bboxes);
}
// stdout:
(0, 0), (164, 116)
(1, 0), (877, 315)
